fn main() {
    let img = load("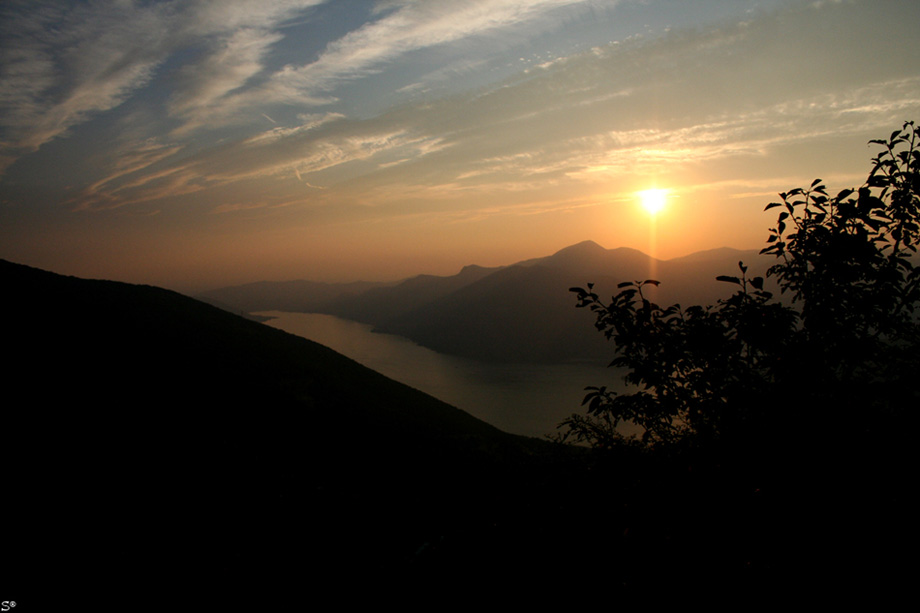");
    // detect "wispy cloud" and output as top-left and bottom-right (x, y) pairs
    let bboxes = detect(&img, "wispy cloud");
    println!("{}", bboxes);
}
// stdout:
(190, 0), (597, 125)
(55, 0), (920, 214)
(5, 0), (920, 228)
(0, 0), (327, 170)
(81, 139), (185, 199)
(168, 27), (285, 135)
(273, 0), (590, 92)
(0, 2), (170, 157)
(73, 162), (205, 212)
(210, 200), (272, 214)
(3, 0), (588, 172)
